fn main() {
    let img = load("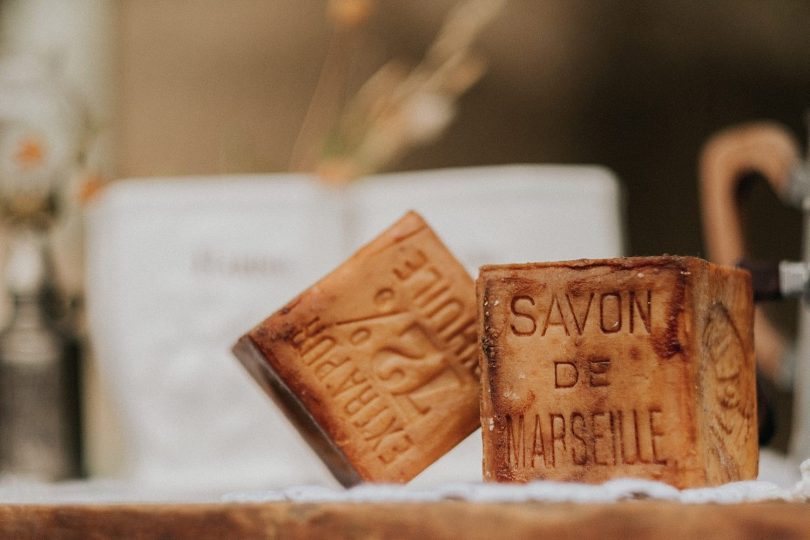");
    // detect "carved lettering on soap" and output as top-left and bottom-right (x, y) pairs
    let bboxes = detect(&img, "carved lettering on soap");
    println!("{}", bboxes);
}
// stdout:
(703, 303), (751, 456)
(291, 318), (412, 464)
(288, 244), (476, 466)
(508, 290), (654, 337)
(554, 358), (612, 389)
(373, 322), (448, 415)
(505, 406), (668, 470)
(390, 246), (478, 380)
